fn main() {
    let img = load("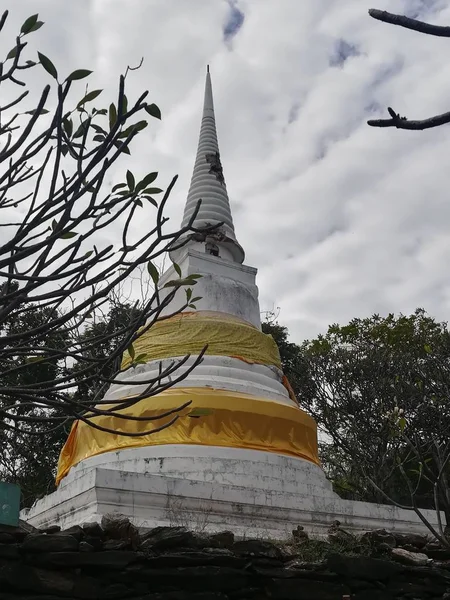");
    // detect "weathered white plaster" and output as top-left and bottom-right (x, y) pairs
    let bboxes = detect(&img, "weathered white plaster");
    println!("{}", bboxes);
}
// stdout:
(59, 447), (336, 498)
(174, 68), (245, 265)
(23, 464), (442, 540)
(157, 250), (260, 328)
(107, 356), (296, 407)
